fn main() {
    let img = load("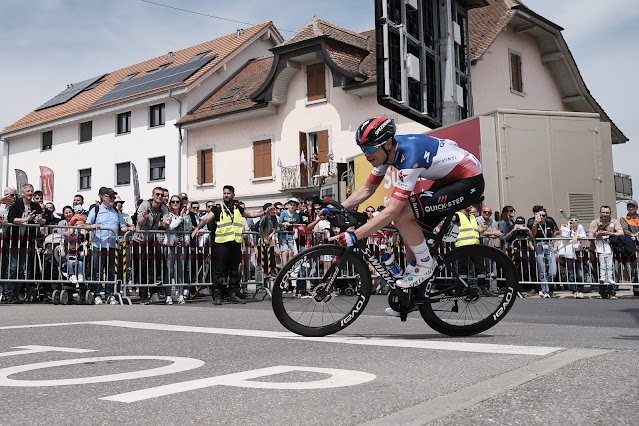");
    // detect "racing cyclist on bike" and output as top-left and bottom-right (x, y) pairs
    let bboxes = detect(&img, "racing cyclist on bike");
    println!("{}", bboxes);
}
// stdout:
(332, 116), (485, 296)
